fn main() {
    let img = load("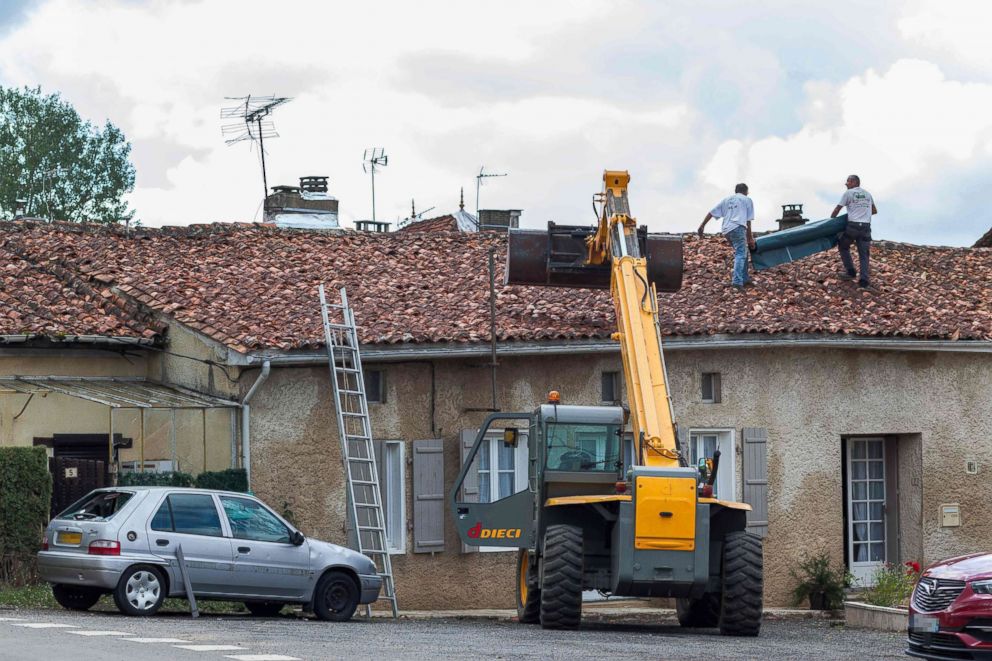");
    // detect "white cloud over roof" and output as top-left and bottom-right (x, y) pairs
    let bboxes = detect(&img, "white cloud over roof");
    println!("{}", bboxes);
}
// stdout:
(0, 0), (987, 246)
